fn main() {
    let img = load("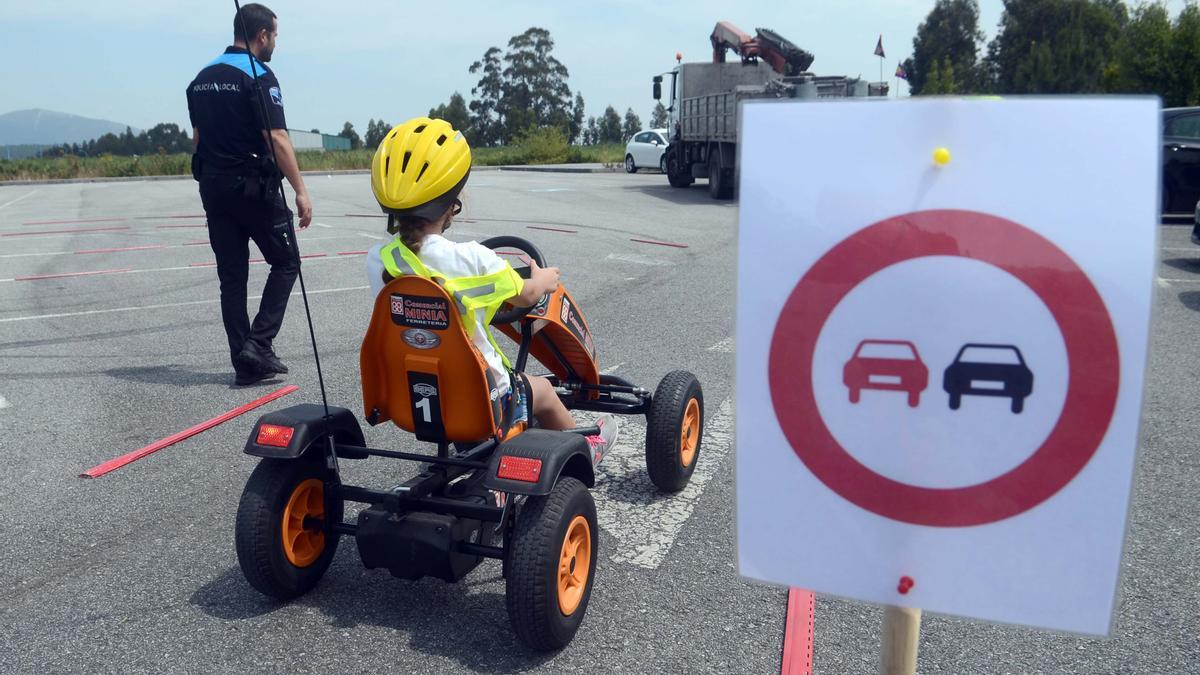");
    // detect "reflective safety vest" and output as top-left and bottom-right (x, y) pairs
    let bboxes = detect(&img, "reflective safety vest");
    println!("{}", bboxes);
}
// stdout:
(380, 238), (524, 368)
